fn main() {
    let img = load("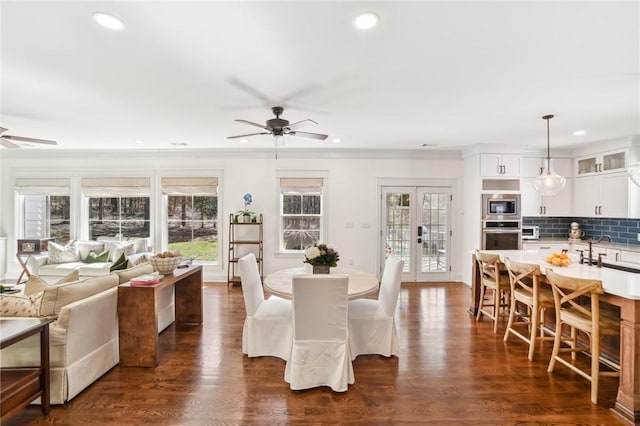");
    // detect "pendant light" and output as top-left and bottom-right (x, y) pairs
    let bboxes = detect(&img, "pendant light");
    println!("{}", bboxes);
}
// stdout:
(533, 114), (566, 196)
